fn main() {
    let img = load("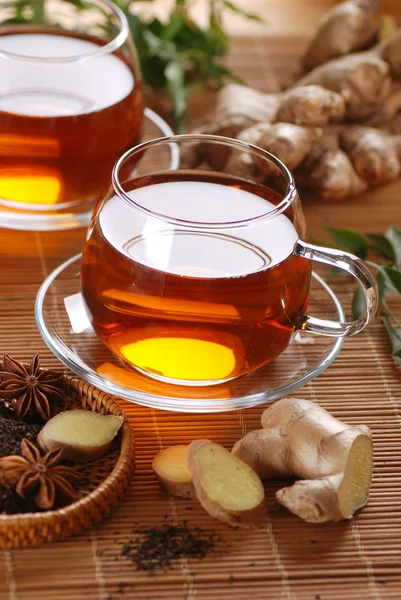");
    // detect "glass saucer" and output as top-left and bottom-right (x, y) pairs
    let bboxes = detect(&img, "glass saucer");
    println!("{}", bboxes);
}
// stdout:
(0, 108), (173, 232)
(35, 255), (345, 413)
